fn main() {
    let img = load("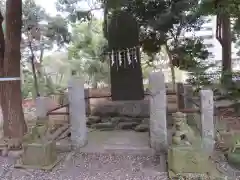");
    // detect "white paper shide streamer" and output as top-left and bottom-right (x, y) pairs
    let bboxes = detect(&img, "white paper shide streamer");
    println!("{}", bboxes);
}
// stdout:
(0, 77), (21, 81)
(118, 51), (122, 66)
(109, 46), (139, 70)
(134, 47), (138, 63)
(127, 49), (131, 65)
(111, 50), (114, 66)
